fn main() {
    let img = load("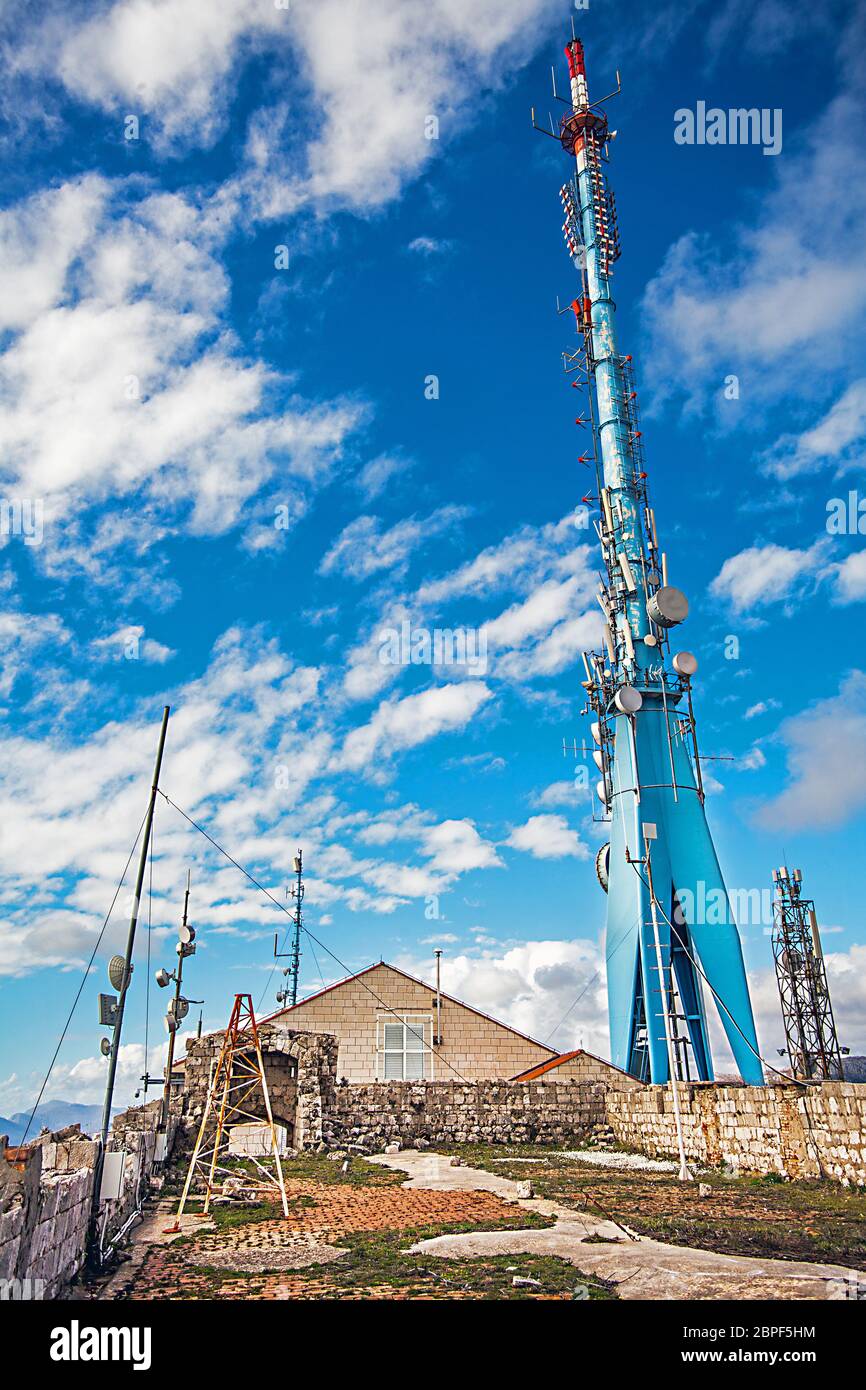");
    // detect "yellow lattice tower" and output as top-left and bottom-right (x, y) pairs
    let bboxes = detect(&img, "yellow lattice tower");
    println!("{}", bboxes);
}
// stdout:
(166, 993), (288, 1229)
